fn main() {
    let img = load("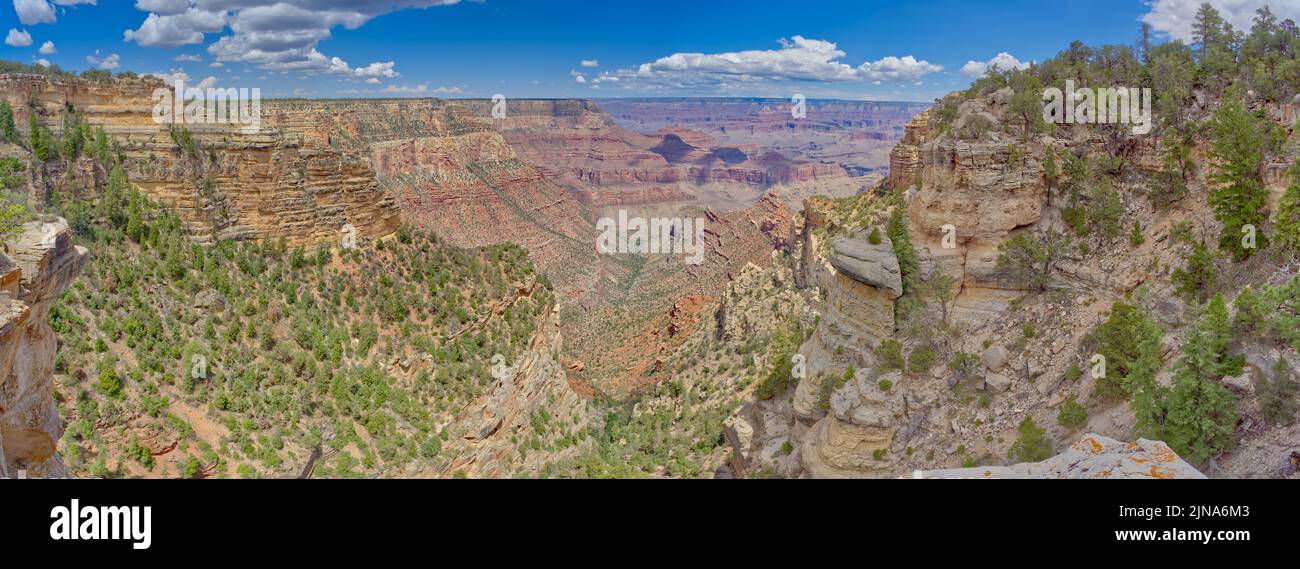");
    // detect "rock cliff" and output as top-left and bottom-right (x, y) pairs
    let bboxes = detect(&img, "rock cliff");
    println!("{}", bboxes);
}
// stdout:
(1, 74), (401, 246)
(0, 219), (86, 478)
